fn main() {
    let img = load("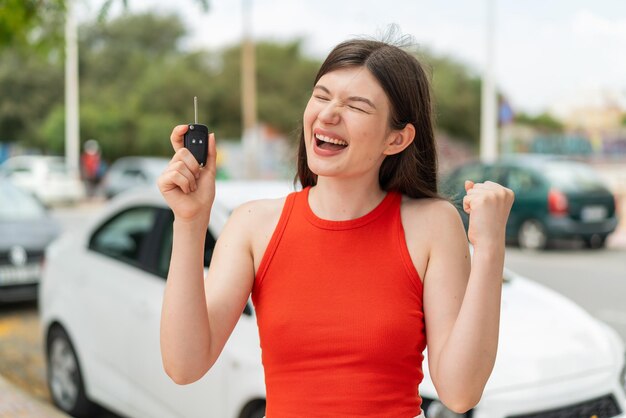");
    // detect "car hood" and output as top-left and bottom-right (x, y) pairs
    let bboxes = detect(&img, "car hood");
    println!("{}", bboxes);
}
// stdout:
(486, 277), (616, 392)
(0, 218), (60, 250)
(421, 275), (618, 395)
